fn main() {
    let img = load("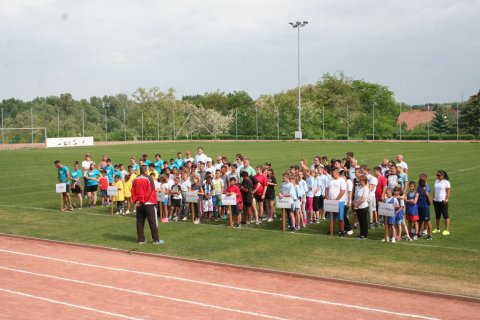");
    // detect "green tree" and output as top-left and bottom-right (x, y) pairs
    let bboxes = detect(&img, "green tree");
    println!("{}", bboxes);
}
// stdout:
(459, 90), (480, 137)
(432, 106), (451, 133)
